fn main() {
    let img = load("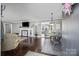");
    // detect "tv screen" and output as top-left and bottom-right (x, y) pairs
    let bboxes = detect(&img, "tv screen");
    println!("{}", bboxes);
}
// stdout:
(22, 22), (29, 27)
